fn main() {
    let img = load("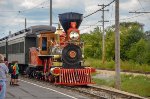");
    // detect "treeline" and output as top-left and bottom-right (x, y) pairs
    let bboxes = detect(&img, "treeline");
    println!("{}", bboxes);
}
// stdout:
(81, 22), (150, 65)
